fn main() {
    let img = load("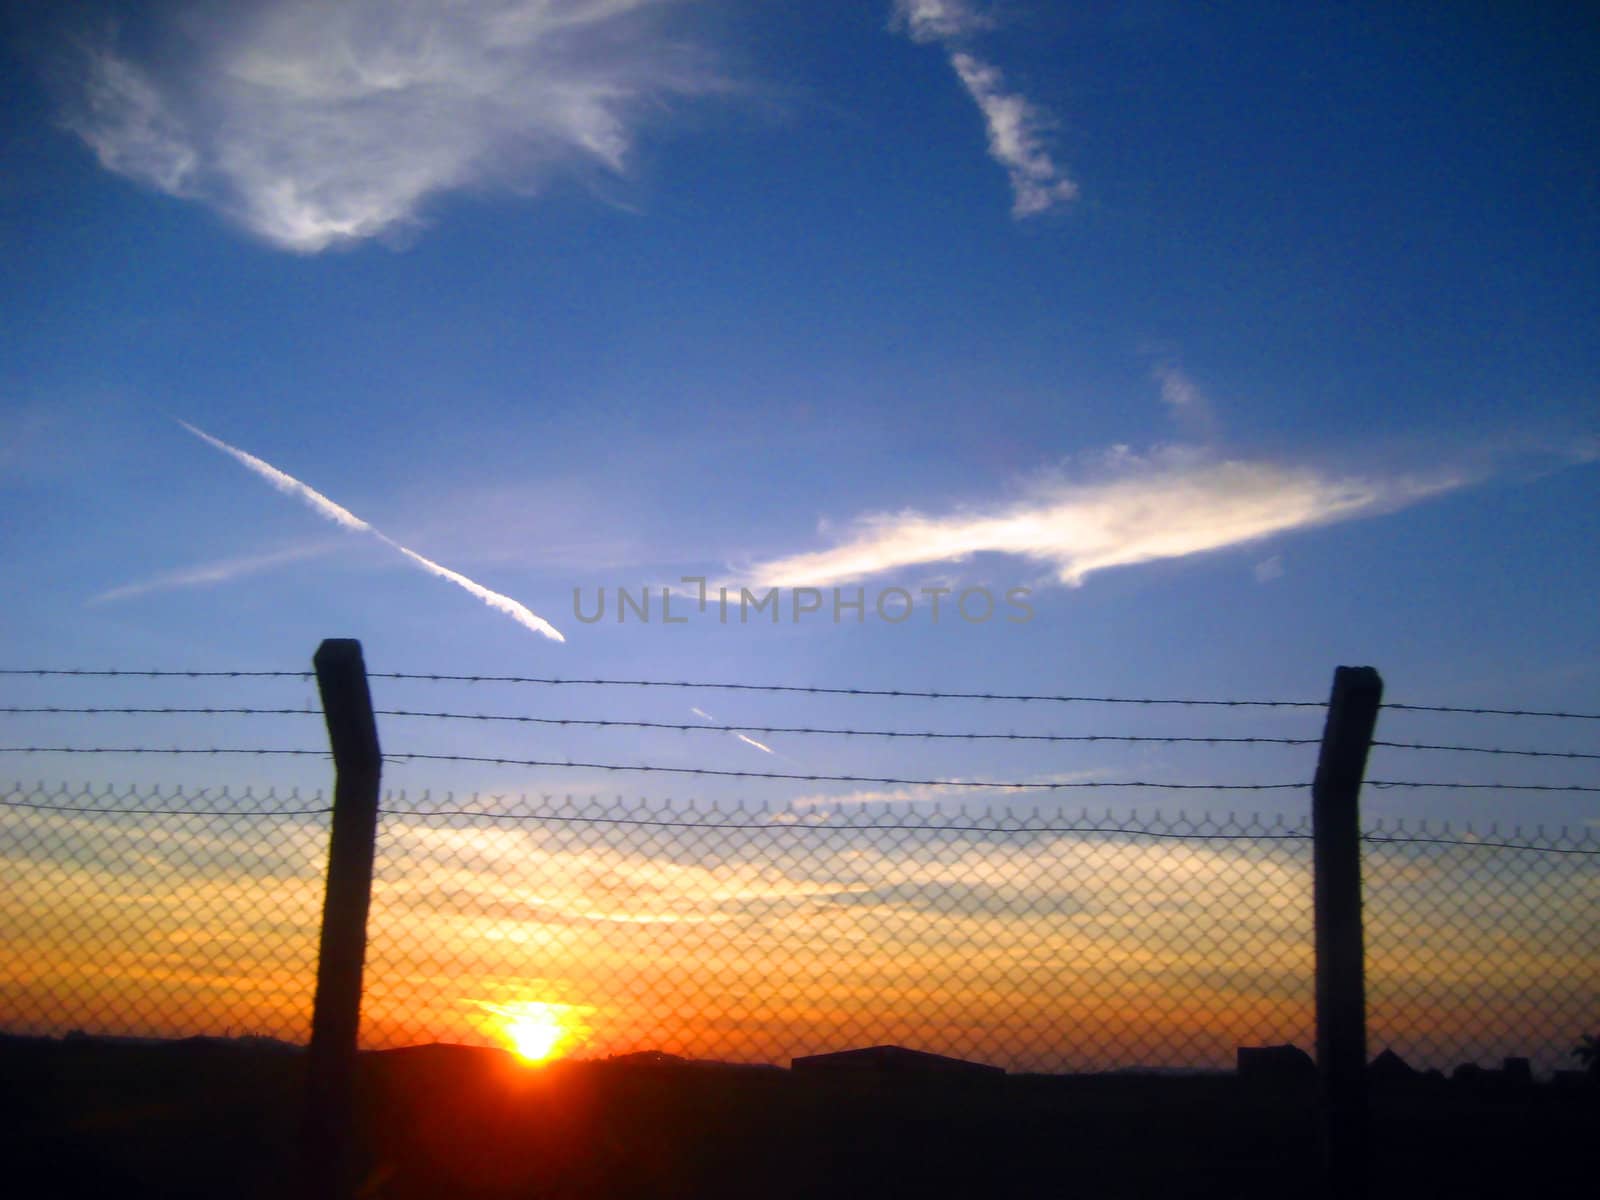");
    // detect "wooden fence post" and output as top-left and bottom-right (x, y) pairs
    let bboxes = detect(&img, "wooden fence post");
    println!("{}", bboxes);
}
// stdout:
(304, 639), (382, 1200)
(1312, 665), (1382, 1200)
